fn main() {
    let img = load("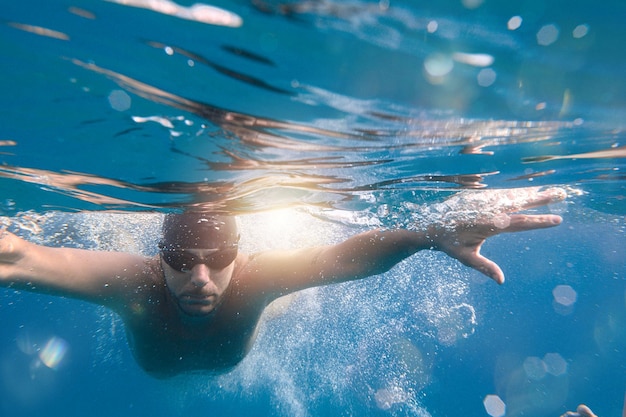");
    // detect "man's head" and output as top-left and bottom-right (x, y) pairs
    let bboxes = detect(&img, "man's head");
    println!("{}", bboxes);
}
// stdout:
(160, 212), (239, 252)
(159, 212), (239, 317)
